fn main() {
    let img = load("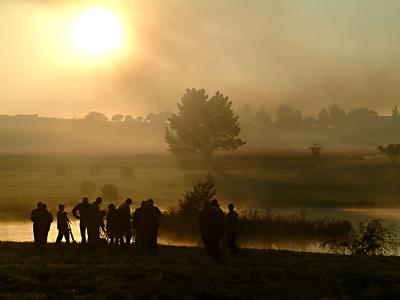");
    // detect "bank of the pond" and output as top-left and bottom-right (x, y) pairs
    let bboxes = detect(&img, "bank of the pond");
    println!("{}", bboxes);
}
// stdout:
(0, 221), (331, 253)
(0, 242), (399, 299)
